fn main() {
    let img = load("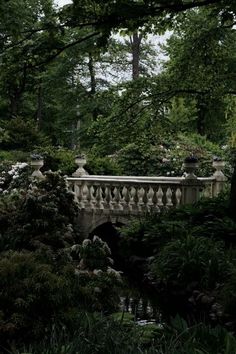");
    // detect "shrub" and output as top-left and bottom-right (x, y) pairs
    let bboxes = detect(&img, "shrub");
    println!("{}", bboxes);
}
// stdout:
(71, 236), (122, 313)
(0, 118), (50, 151)
(220, 268), (236, 330)
(0, 251), (80, 347)
(12, 315), (236, 354)
(0, 171), (78, 252)
(118, 194), (236, 324)
(86, 155), (121, 176)
(0, 150), (28, 162)
(0, 161), (31, 194)
(0, 173), (124, 349)
(32, 146), (76, 175)
(115, 133), (229, 177)
(150, 235), (228, 289)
